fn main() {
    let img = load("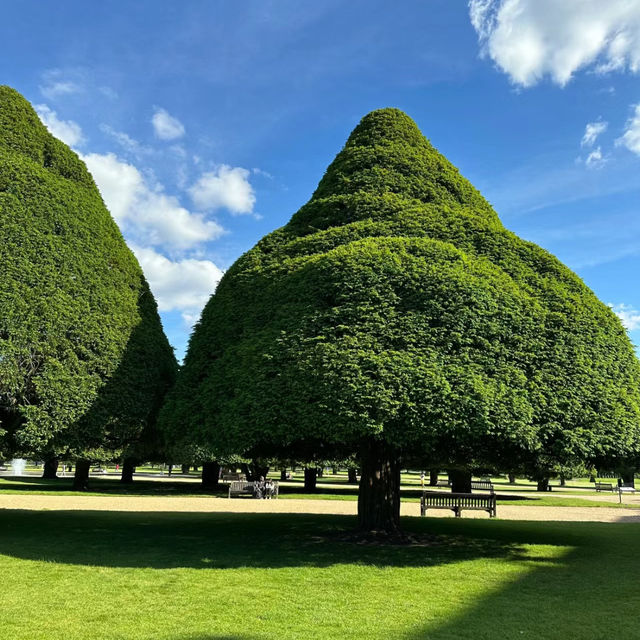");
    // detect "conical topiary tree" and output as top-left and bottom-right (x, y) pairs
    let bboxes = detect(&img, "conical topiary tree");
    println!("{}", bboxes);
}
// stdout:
(0, 86), (177, 484)
(162, 108), (640, 533)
